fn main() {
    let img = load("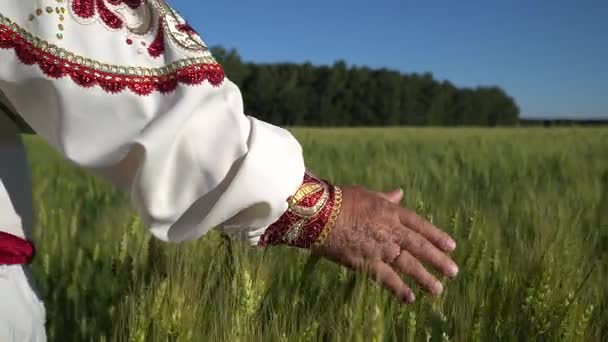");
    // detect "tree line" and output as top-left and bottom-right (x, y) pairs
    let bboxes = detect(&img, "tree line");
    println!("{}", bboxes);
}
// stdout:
(212, 47), (520, 127)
